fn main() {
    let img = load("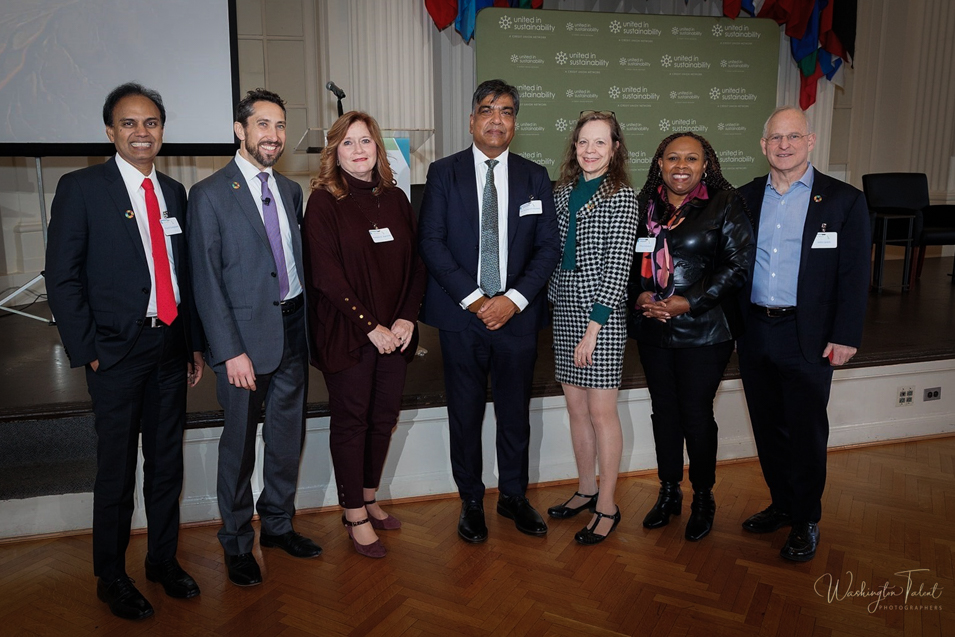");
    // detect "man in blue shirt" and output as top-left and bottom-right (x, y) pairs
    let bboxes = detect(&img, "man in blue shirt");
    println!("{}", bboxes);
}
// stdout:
(736, 106), (870, 562)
